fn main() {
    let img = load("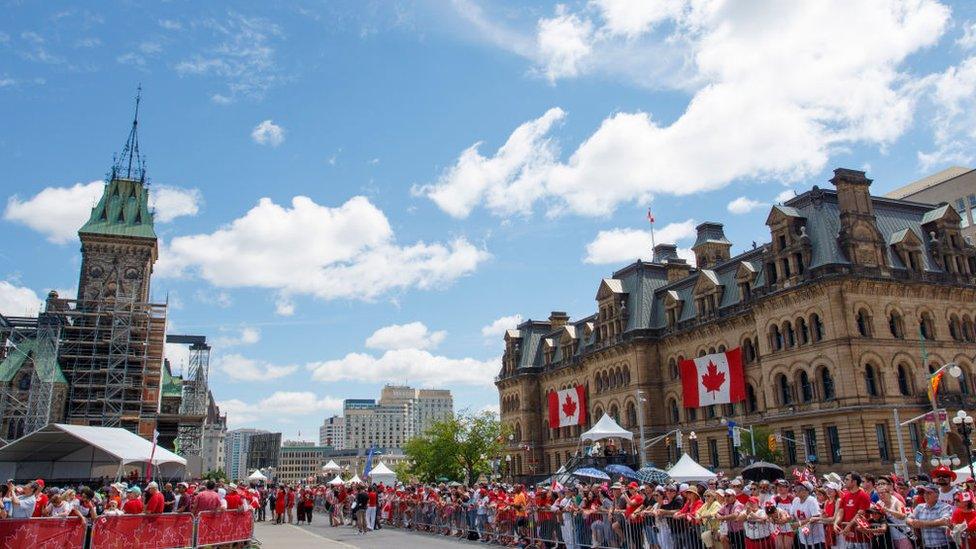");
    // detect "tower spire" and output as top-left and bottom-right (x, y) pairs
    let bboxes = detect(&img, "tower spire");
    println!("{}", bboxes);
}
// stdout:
(112, 84), (146, 183)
